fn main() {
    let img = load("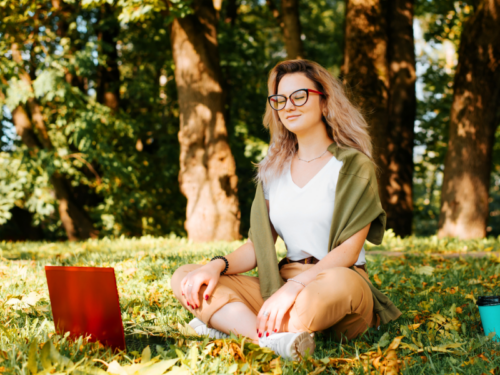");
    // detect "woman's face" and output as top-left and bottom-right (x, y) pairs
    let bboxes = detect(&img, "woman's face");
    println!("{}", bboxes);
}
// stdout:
(276, 73), (324, 136)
